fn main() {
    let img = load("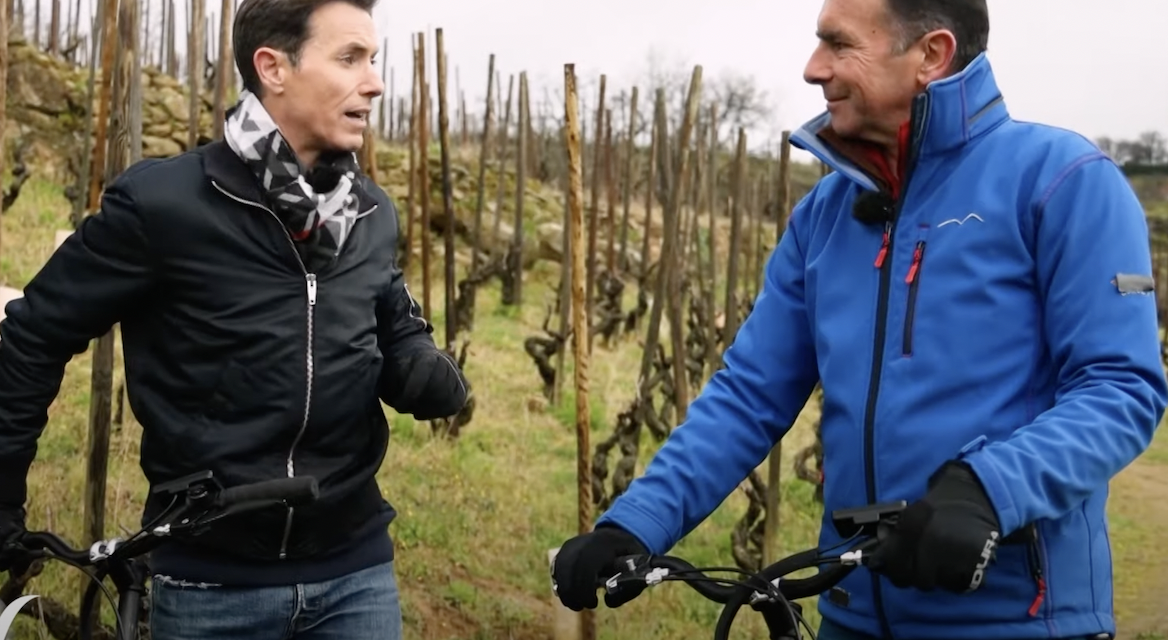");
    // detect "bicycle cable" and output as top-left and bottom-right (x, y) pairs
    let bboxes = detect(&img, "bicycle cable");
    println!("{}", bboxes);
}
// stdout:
(664, 565), (779, 588)
(813, 530), (863, 556)
(792, 604), (816, 640)
(660, 572), (783, 602)
(13, 496), (179, 638)
(39, 553), (123, 626)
